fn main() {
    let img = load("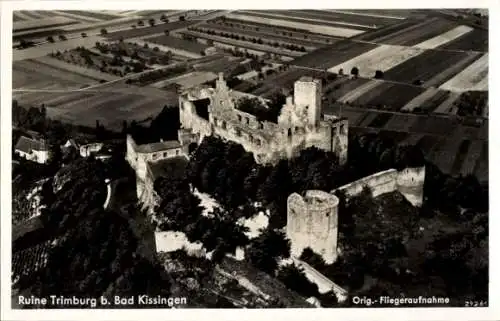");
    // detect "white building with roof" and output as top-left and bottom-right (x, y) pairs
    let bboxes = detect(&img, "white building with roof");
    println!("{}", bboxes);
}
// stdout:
(14, 136), (50, 164)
